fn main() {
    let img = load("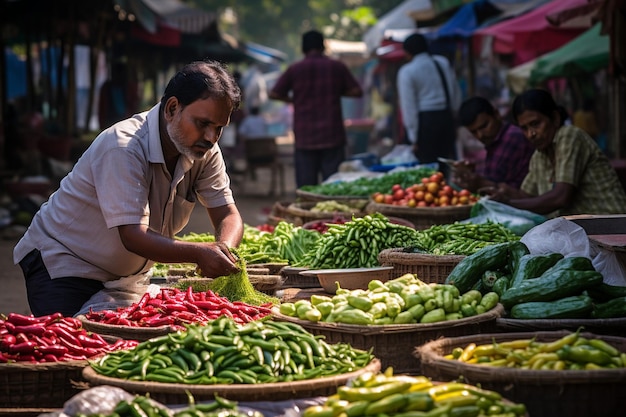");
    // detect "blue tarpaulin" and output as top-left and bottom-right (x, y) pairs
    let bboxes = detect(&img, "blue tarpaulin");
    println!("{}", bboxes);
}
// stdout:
(429, 0), (501, 38)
